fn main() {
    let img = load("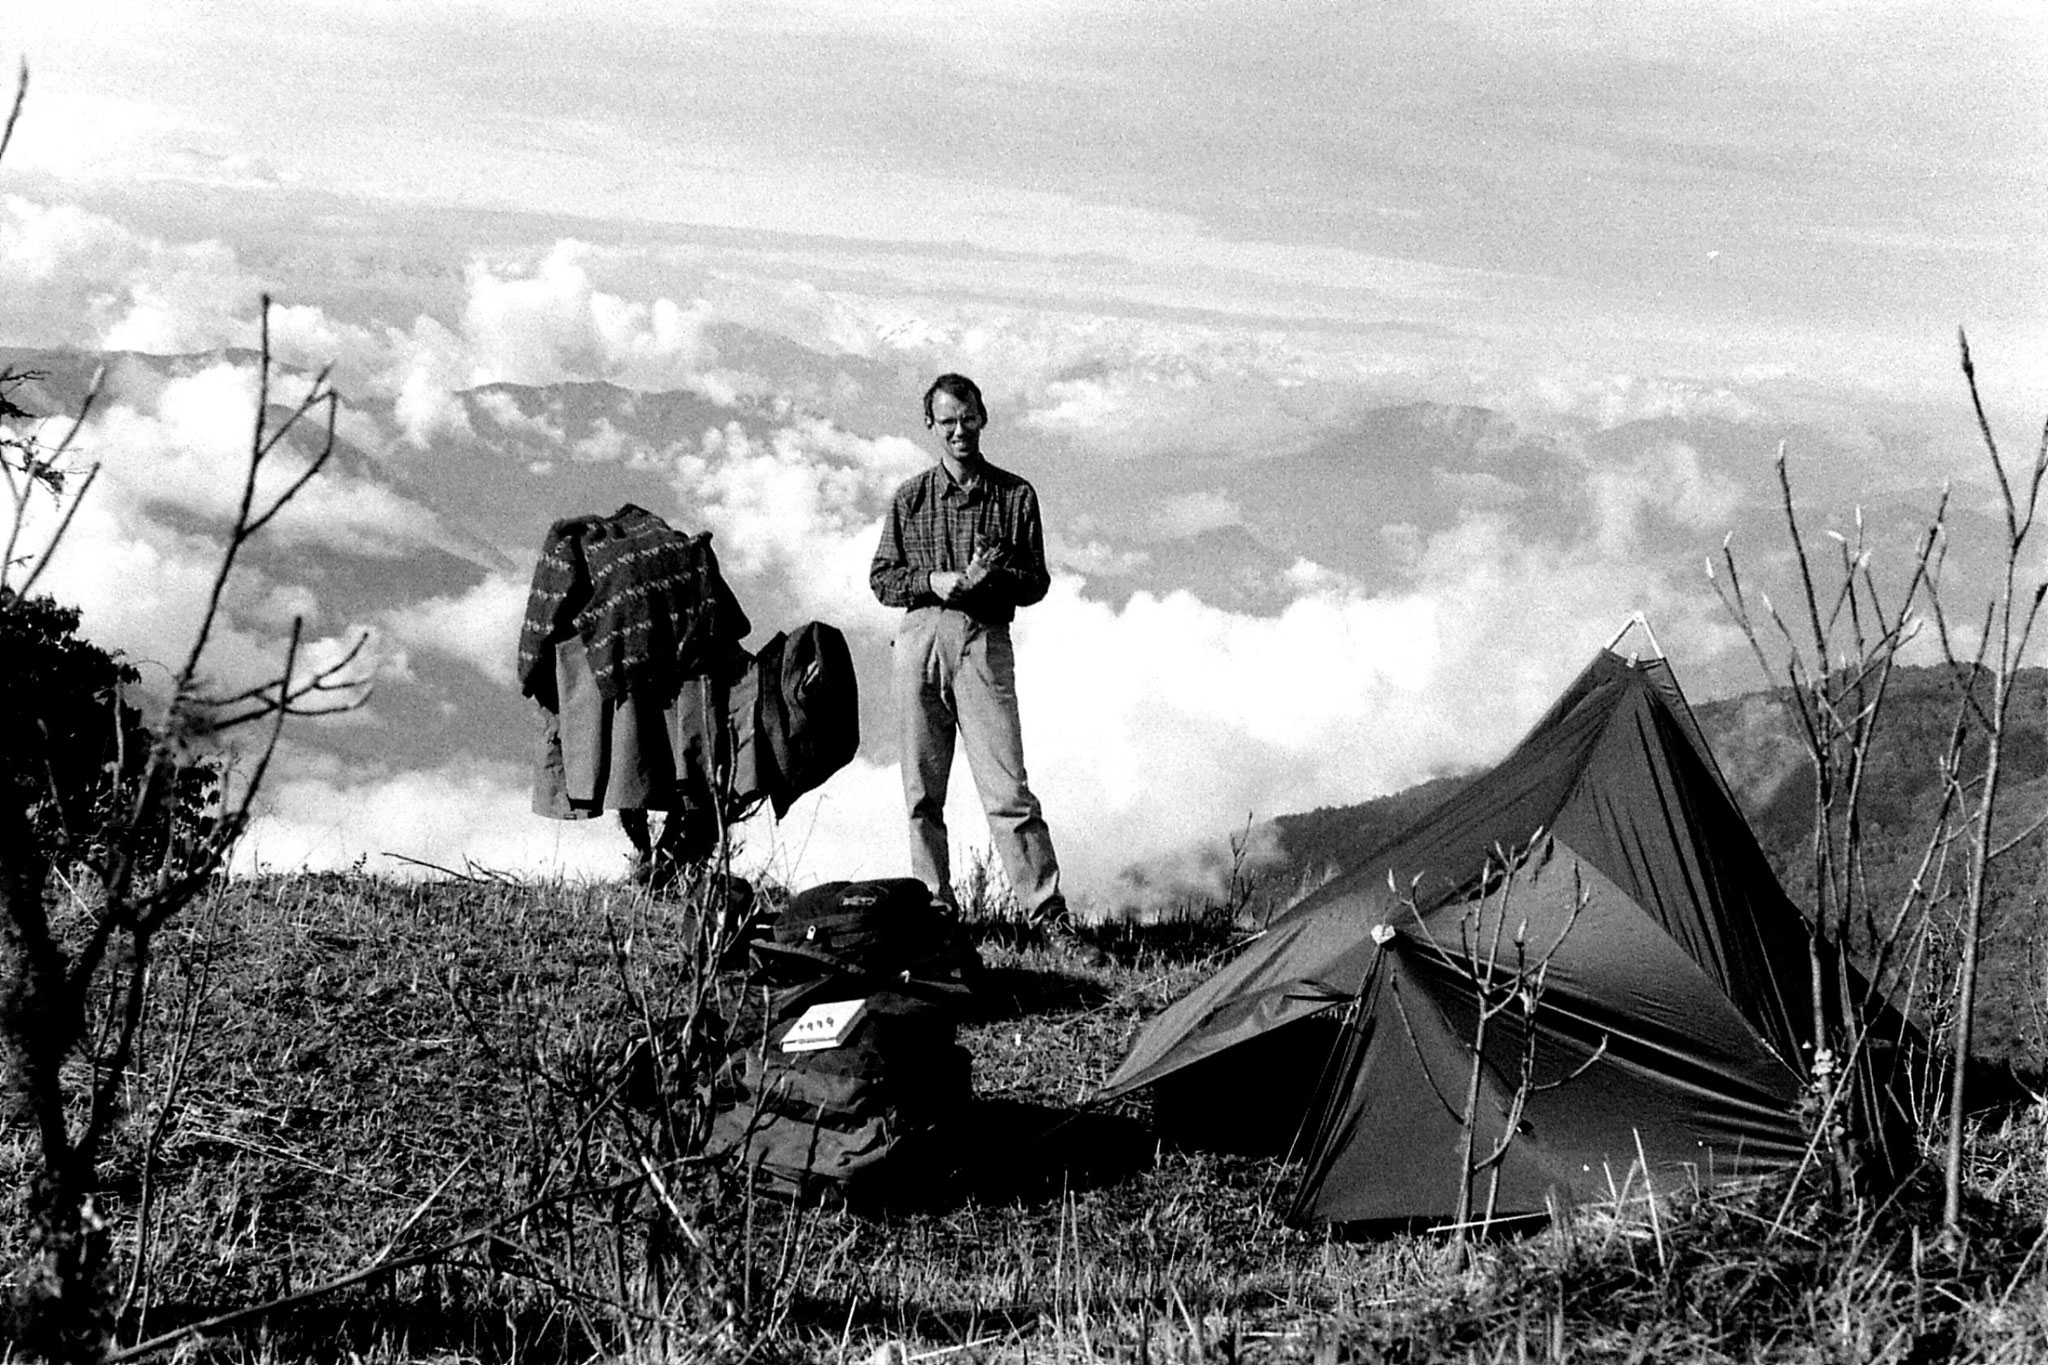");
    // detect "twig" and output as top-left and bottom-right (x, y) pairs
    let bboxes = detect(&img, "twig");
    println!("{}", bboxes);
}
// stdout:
(0, 60), (26, 164)
(382, 852), (495, 883)
(369, 1156), (472, 1266)
(909, 1338), (1004, 1362)
(6, 365), (104, 599)
(115, 901), (222, 1330)
(107, 1174), (650, 1362)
